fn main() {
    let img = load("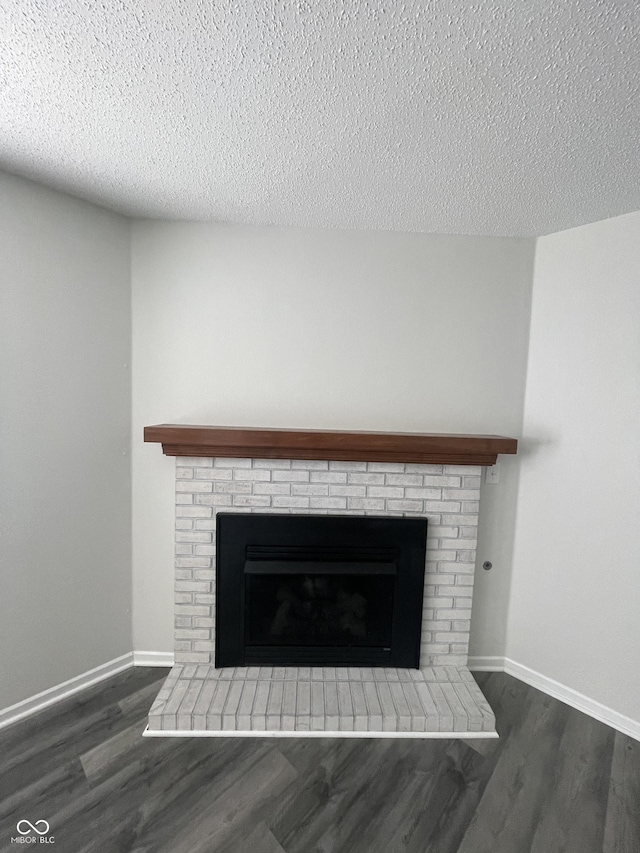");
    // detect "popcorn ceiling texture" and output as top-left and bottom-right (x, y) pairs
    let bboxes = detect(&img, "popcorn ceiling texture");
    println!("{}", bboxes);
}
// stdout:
(1, 1), (639, 236)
